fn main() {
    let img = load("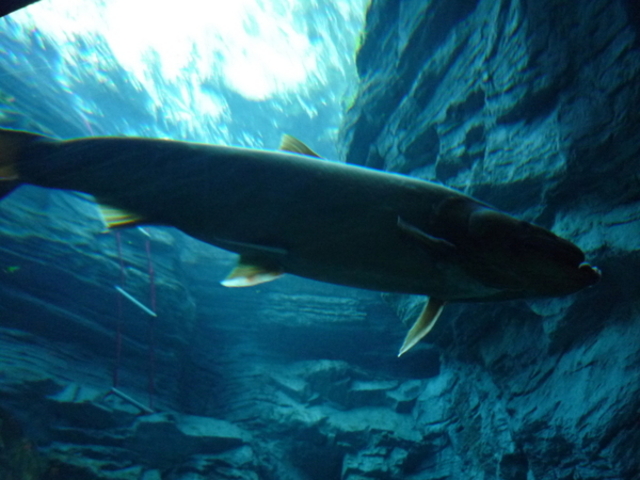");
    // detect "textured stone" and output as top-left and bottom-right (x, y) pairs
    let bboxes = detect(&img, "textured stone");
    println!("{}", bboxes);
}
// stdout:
(339, 0), (640, 479)
(126, 413), (249, 467)
(1, 0), (640, 479)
